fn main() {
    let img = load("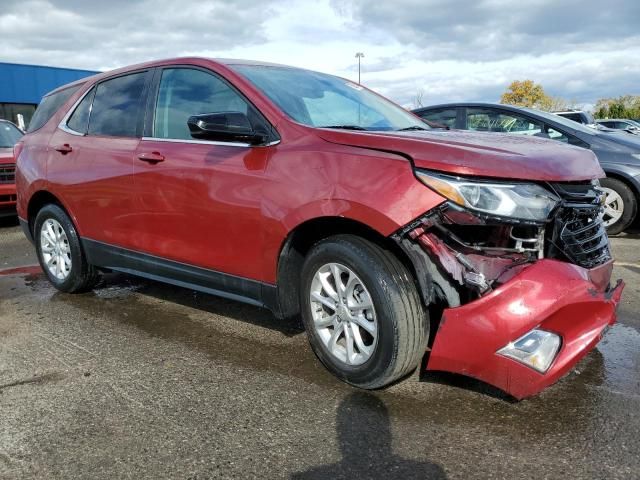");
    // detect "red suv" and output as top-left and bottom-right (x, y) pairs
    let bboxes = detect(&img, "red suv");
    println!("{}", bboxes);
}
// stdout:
(0, 119), (23, 216)
(15, 58), (624, 398)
